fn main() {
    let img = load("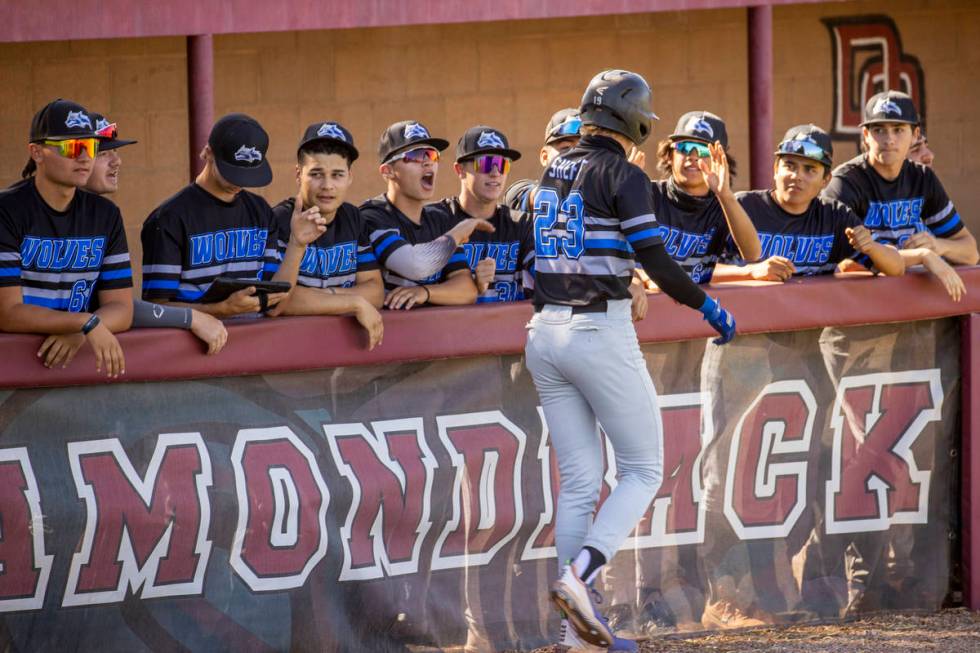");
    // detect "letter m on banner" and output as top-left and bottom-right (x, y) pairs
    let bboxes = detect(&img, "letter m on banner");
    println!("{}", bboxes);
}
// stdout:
(823, 15), (926, 139)
(826, 370), (943, 534)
